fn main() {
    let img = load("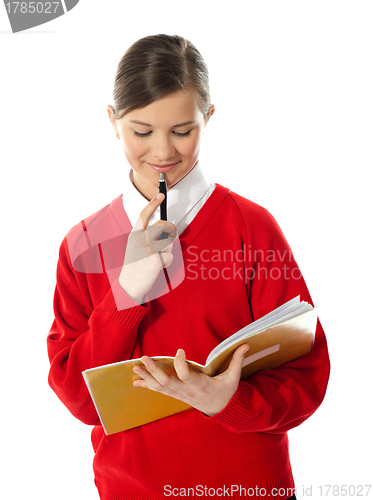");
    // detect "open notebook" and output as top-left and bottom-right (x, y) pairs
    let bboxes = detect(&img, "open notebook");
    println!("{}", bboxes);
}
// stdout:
(83, 296), (318, 434)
